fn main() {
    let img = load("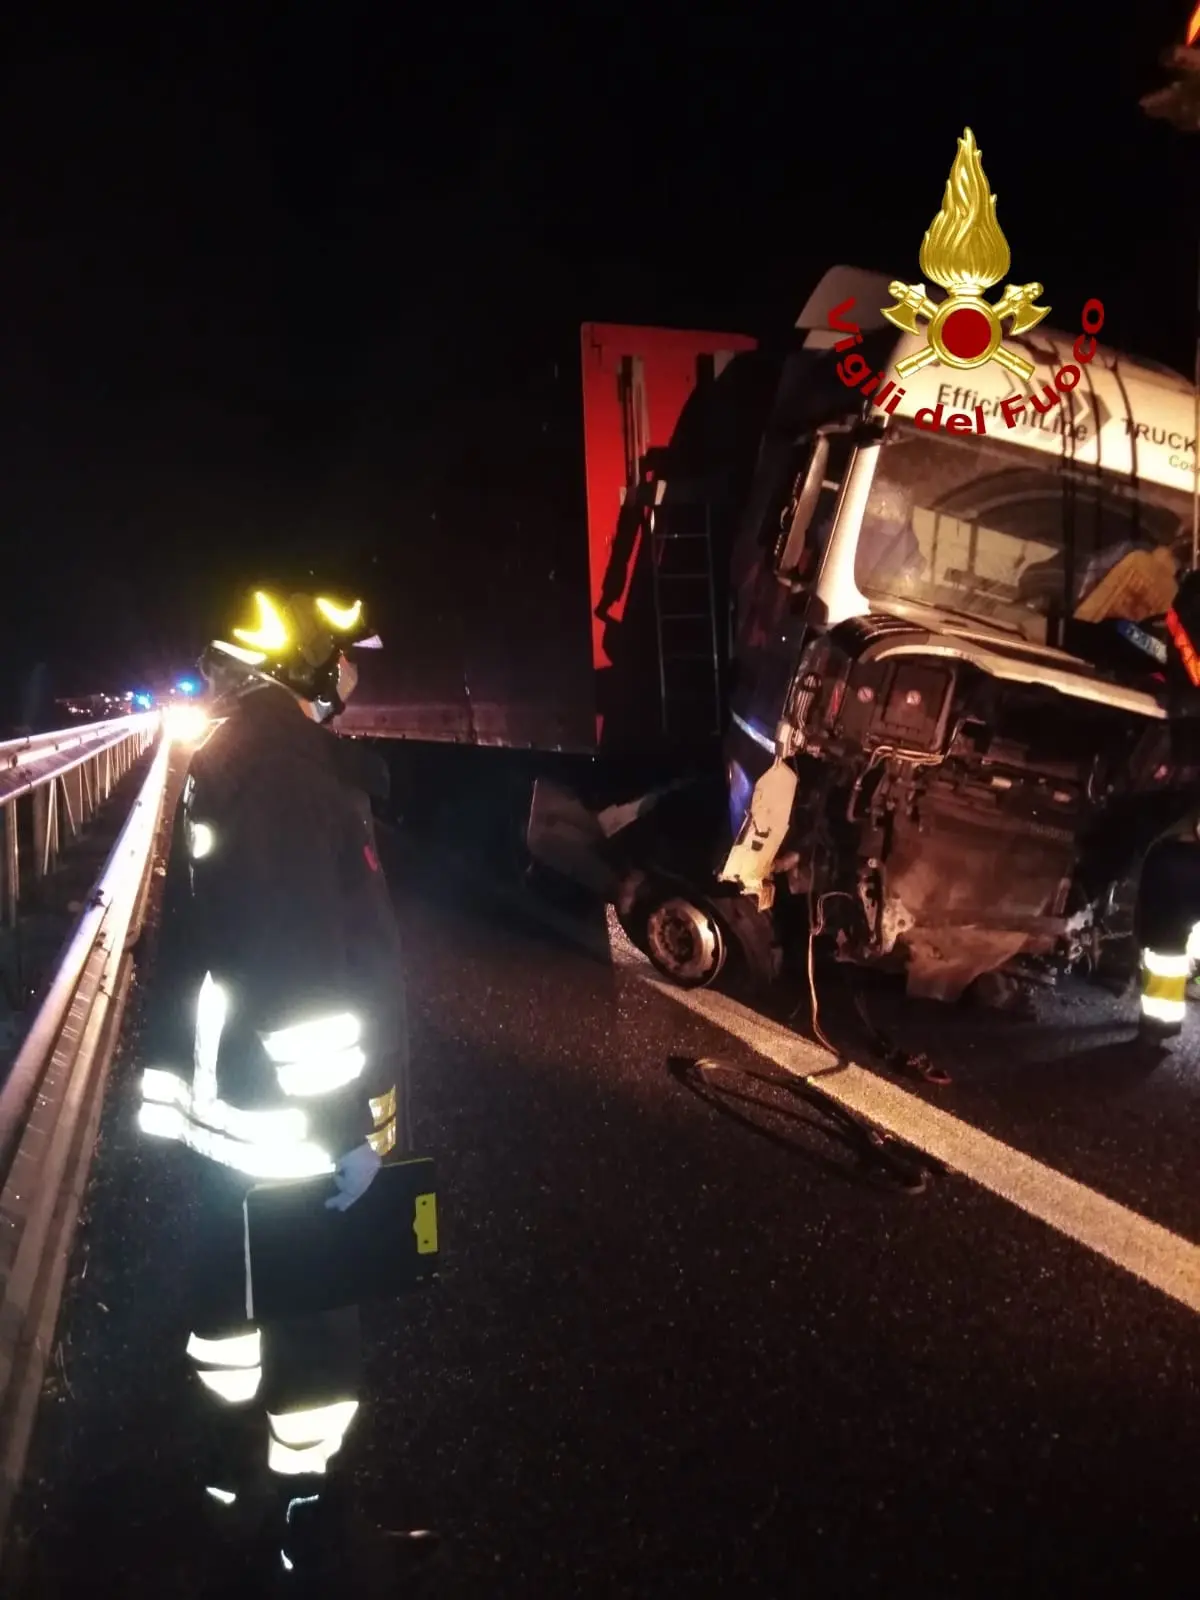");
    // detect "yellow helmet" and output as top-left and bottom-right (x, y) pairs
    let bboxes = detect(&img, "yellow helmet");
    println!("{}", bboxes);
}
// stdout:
(205, 589), (375, 709)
